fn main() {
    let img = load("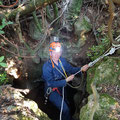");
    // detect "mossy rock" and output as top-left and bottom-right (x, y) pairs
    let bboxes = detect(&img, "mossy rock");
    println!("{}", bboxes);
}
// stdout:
(87, 57), (120, 94)
(80, 94), (120, 120)
(74, 16), (92, 36)
(0, 85), (51, 120)
(29, 19), (43, 40)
